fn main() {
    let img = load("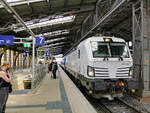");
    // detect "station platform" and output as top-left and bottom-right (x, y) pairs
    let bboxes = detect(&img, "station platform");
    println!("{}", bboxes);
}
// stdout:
(6, 67), (97, 113)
